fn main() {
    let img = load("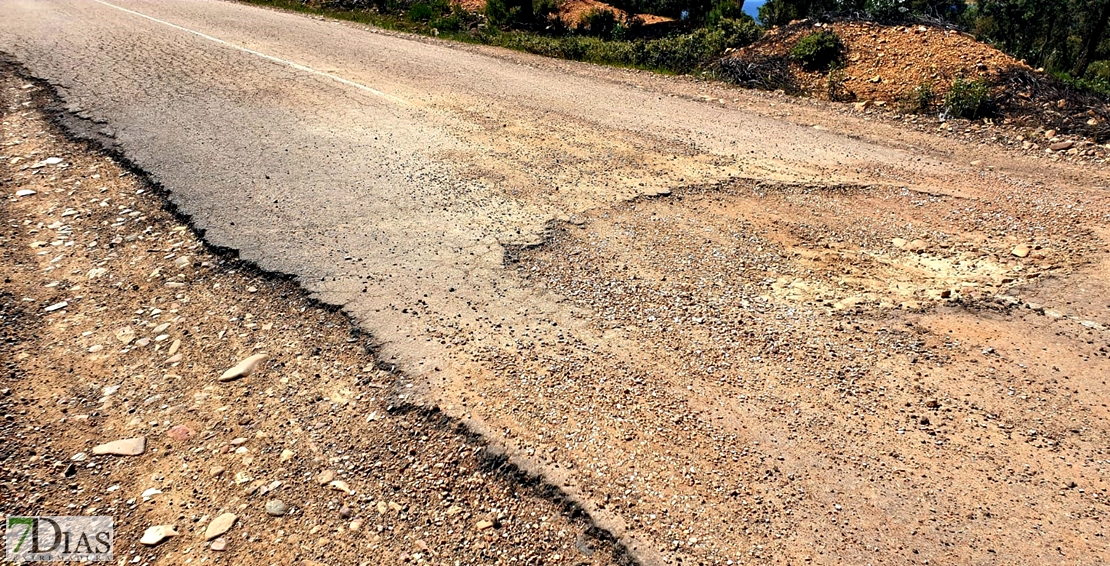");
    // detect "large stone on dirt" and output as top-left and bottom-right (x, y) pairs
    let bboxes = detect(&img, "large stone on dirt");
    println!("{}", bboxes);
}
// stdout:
(219, 354), (269, 381)
(204, 513), (237, 540)
(92, 437), (145, 456)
